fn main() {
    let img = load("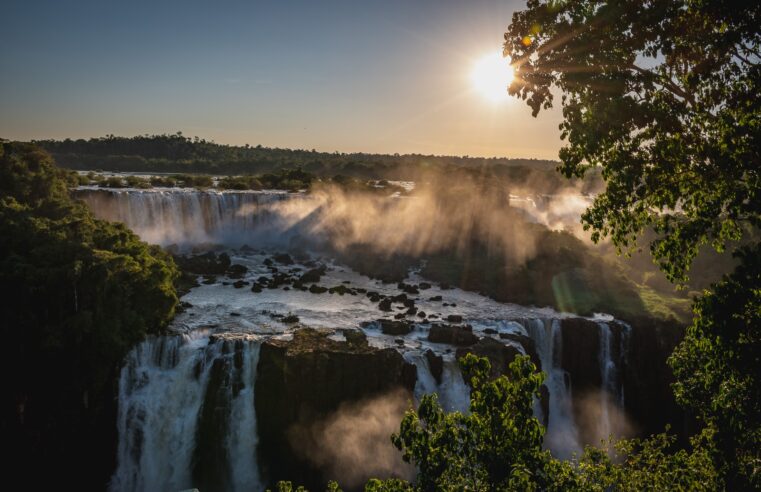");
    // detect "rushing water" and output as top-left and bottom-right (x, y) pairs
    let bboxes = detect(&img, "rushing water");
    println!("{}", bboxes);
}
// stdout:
(84, 188), (632, 489)
(110, 333), (263, 492)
